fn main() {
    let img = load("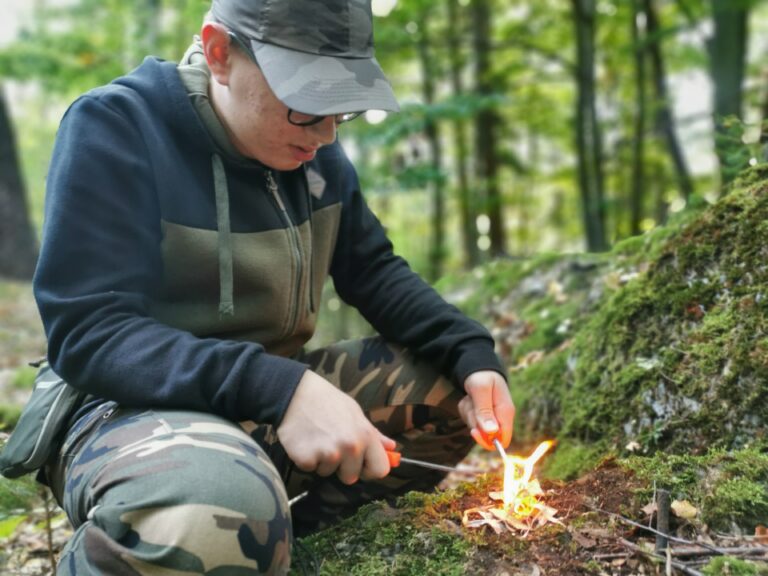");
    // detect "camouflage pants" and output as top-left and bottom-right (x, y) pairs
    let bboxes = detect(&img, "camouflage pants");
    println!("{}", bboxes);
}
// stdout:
(48, 337), (472, 575)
